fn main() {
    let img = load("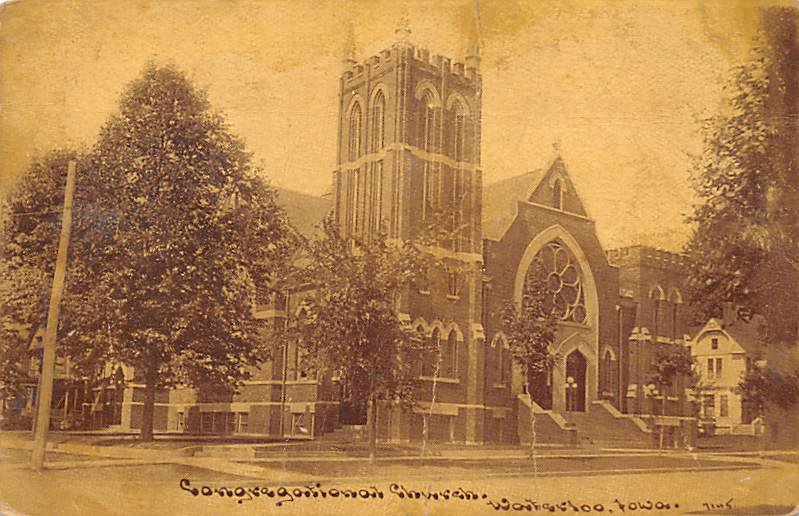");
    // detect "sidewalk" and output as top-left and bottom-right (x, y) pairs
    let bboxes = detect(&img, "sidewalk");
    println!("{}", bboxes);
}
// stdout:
(1, 430), (794, 480)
